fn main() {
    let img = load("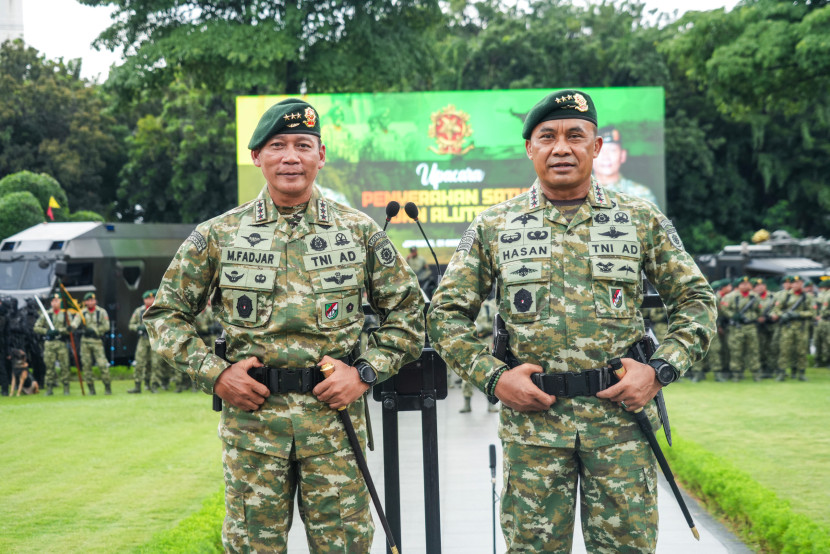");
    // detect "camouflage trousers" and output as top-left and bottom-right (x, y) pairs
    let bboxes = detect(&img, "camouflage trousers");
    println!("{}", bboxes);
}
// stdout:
(756, 324), (778, 374)
(692, 330), (723, 374)
(727, 325), (760, 377)
(222, 441), (373, 553)
(815, 319), (830, 365)
(500, 438), (657, 553)
(80, 337), (111, 384)
(133, 336), (152, 383)
(778, 320), (810, 373)
(43, 340), (71, 386)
